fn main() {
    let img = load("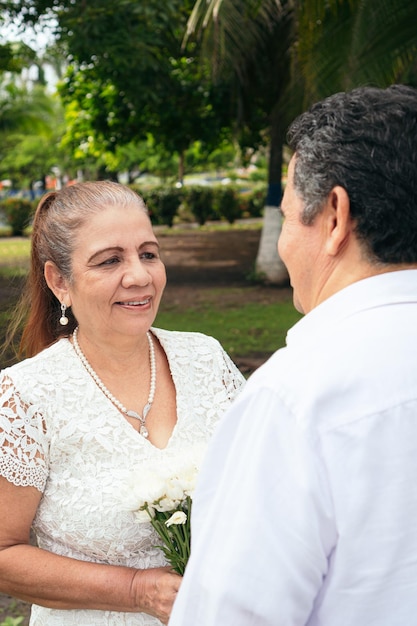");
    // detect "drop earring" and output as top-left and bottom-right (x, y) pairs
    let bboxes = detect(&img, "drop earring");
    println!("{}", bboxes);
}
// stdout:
(59, 302), (69, 326)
